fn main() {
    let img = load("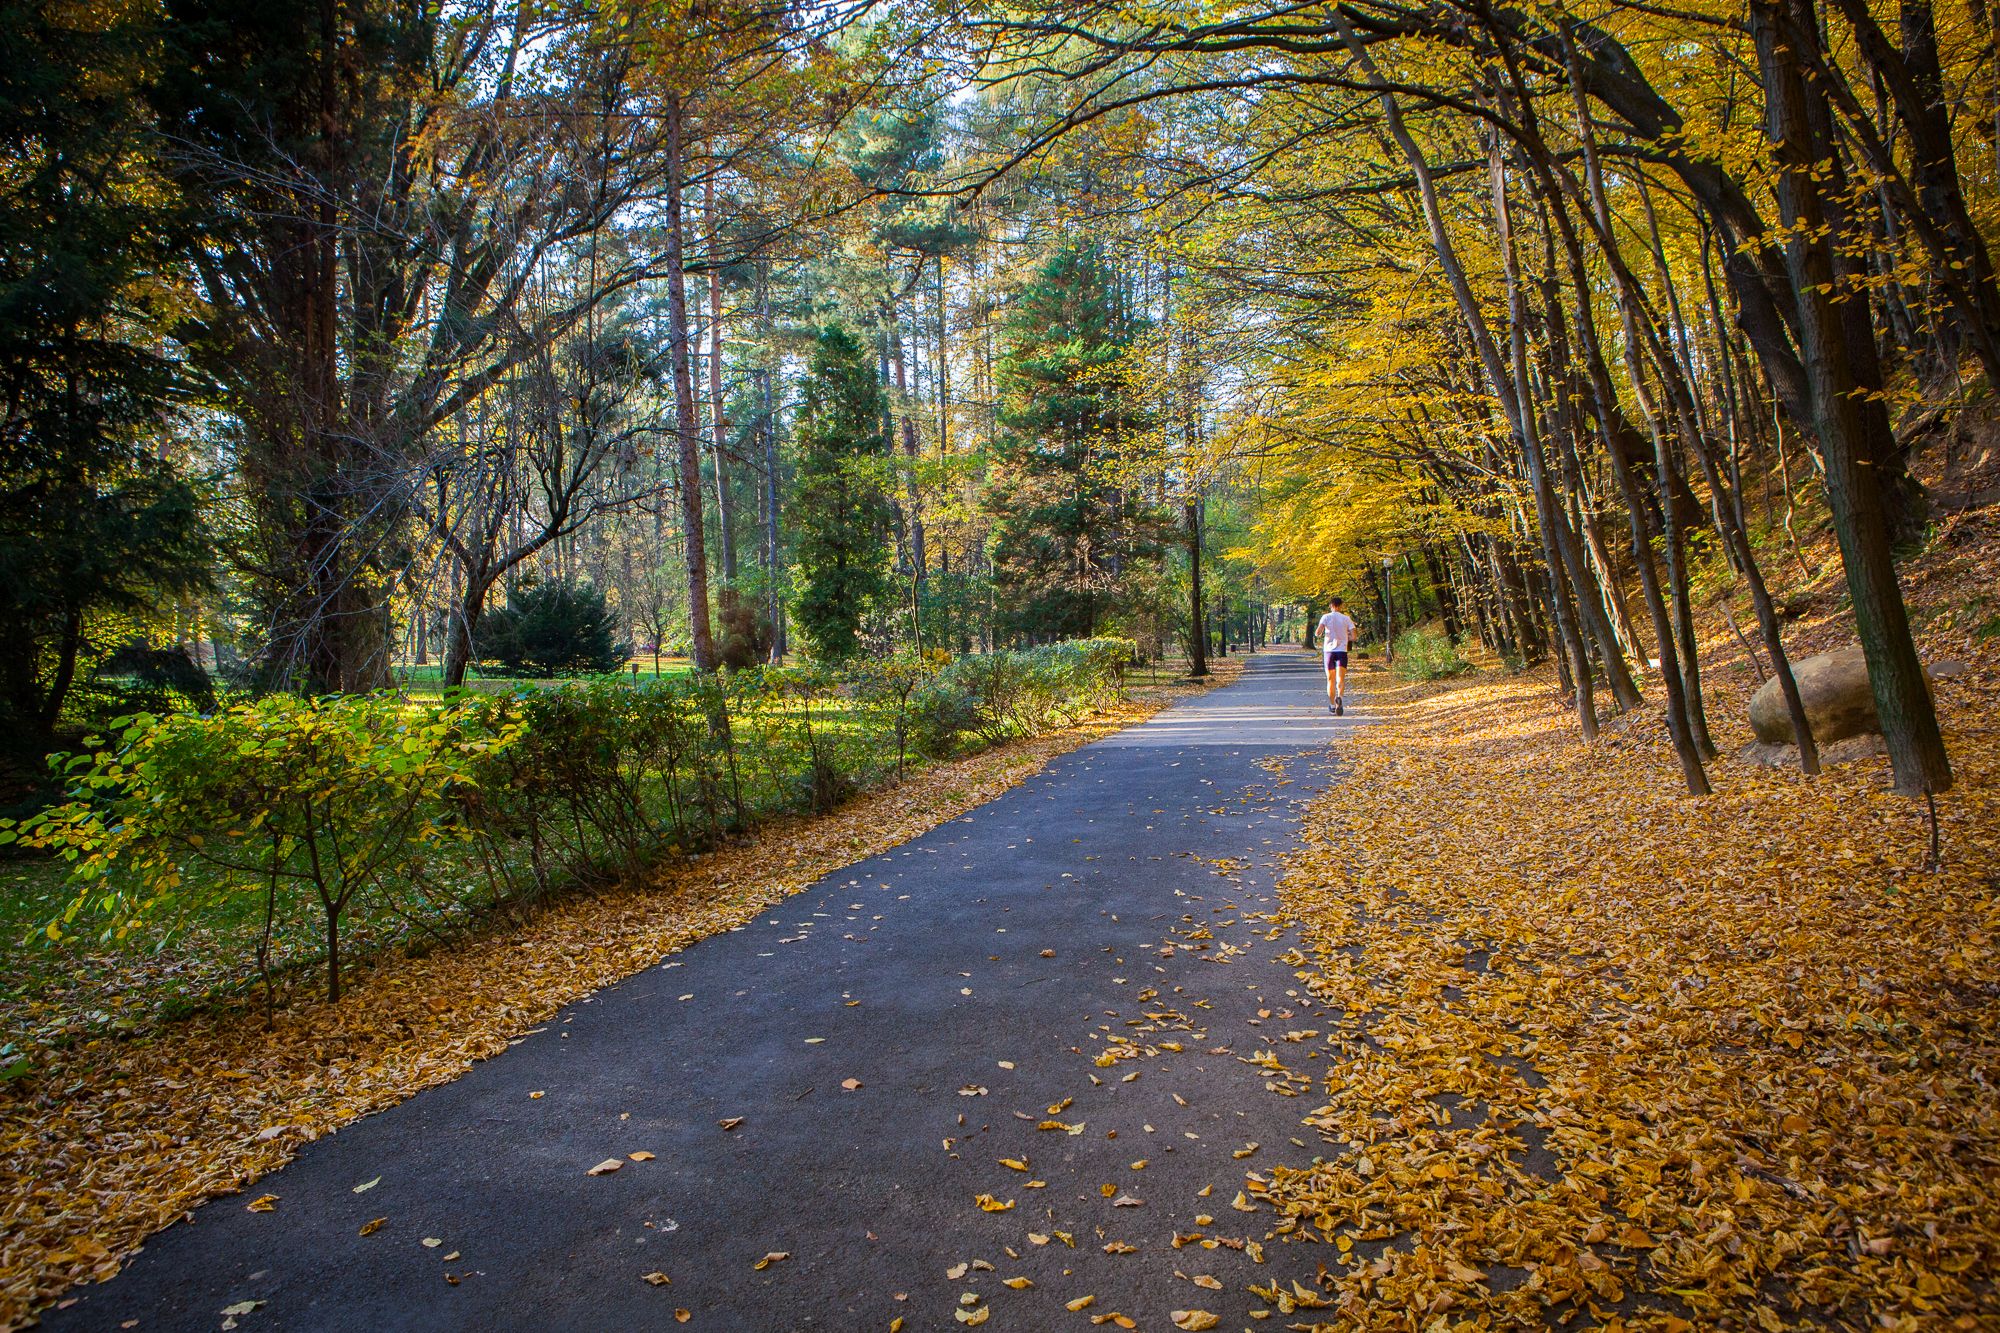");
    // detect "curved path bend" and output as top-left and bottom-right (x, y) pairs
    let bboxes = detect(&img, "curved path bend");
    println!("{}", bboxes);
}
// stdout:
(45, 650), (1364, 1333)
